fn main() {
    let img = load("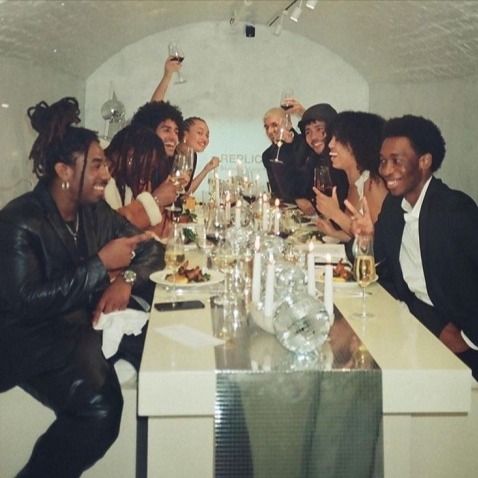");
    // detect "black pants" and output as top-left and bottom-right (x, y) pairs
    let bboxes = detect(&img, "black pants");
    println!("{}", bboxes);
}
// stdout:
(17, 327), (123, 478)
